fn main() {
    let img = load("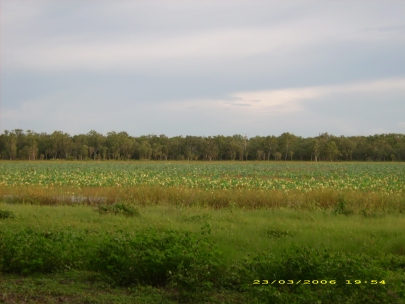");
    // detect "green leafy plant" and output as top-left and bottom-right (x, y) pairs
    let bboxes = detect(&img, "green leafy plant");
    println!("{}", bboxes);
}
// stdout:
(264, 227), (294, 238)
(238, 247), (393, 303)
(90, 228), (222, 292)
(0, 228), (89, 274)
(0, 210), (16, 219)
(96, 203), (140, 217)
(333, 196), (353, 215)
